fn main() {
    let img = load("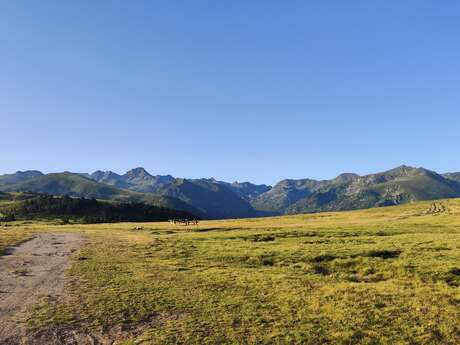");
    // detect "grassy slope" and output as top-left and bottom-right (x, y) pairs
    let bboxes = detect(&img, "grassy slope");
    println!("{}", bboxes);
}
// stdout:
(0, 195), (195, 223)
(3, 199), (460, 344)
(159, 179), (257, 219)
(0, 174), (202, 217)
(287, 170), (460, 214)
(251, 179), (323, 213)
(370, 172), (460, 200)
